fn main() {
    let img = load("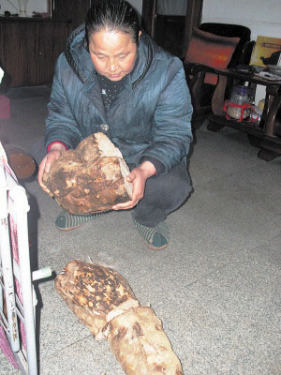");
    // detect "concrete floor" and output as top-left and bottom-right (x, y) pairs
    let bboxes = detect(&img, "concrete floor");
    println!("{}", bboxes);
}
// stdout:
(0, 87), (281, 374)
